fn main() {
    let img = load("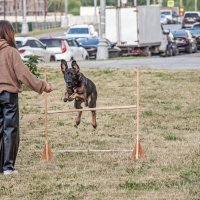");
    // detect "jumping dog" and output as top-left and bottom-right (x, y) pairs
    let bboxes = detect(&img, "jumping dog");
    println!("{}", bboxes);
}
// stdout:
(60, 59), (97, 128)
